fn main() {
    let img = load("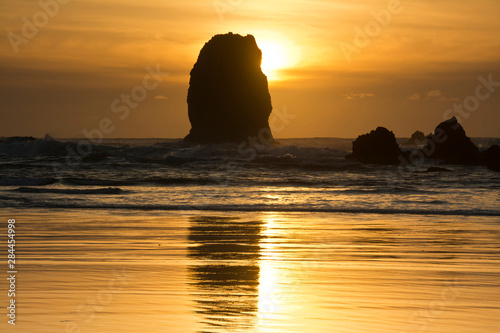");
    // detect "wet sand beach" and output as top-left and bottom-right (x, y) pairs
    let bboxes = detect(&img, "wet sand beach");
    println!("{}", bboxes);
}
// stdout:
(1, 209), (499, 333)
